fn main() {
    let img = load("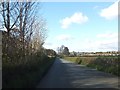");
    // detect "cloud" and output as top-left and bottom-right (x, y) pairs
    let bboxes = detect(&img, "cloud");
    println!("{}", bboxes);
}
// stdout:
(44, 42), (53, 46)
(73, 32), (118, 52)
(93, 6), (100, 9)
(43, 32), (118, 52)
(43, 42), (58, 51)
(56, 34), (74, 41)
(80, 39), (117, 52)
(60, 12), (88, 29)
(86, 32), (118, 51)
(96, 32), (118, 38)
(100, 1), (118, 20)
(97, 32), (118, 50)
(96, 39), (118, 51)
